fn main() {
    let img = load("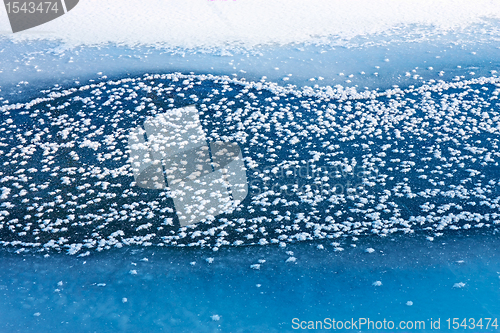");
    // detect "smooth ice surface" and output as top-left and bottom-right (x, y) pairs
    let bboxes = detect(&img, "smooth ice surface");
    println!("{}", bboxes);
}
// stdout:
(2, 22), (500, 98)
(0, 232), (499, 332)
